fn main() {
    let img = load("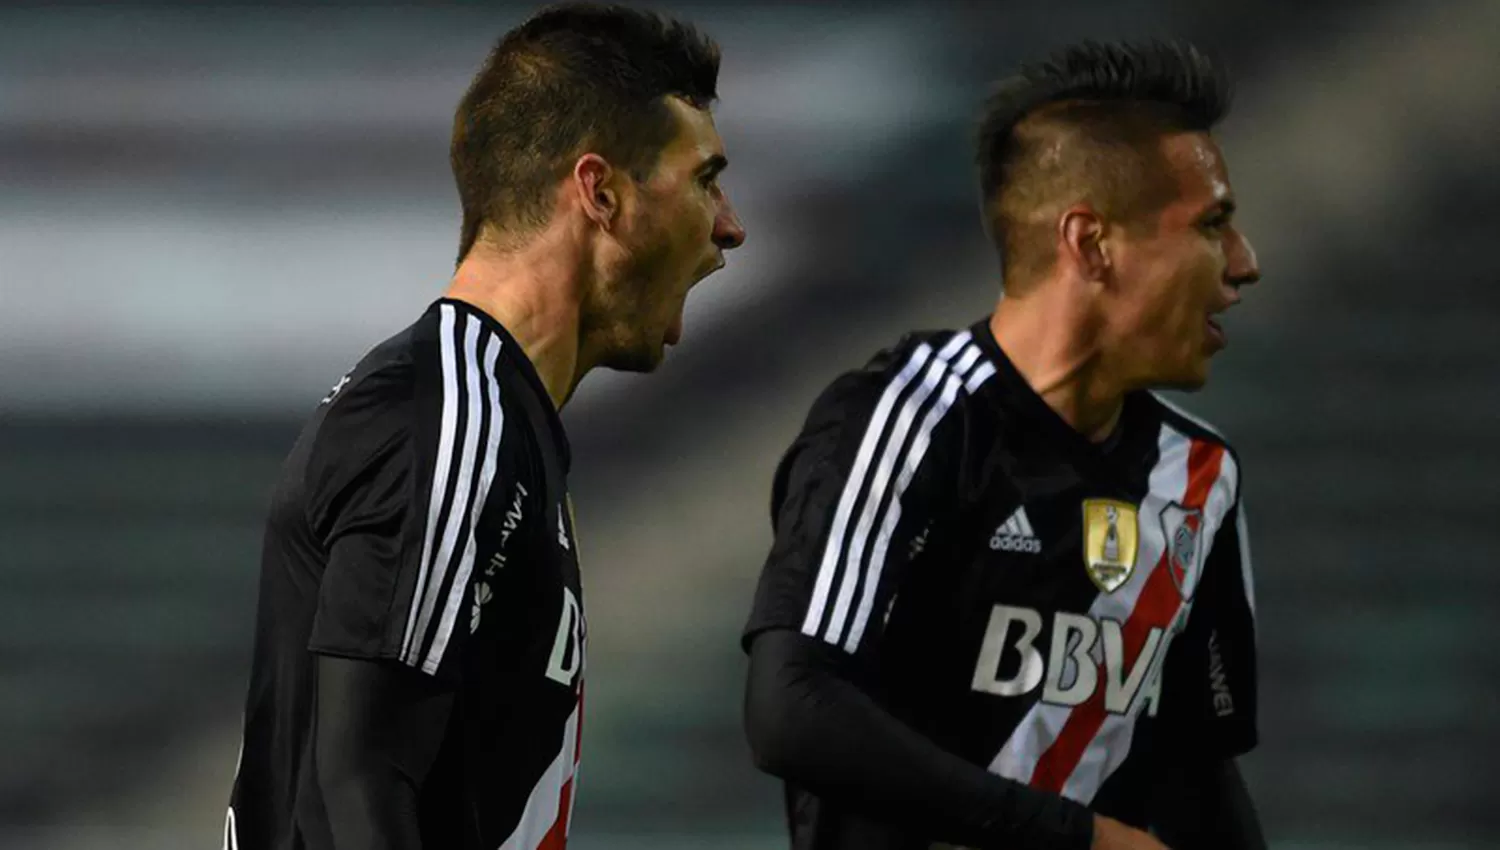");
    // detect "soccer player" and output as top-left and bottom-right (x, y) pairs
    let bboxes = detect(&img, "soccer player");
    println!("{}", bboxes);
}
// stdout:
(743, 41), (1263, 850)
(224, 5), (744, 849)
